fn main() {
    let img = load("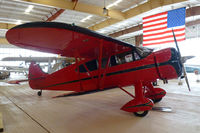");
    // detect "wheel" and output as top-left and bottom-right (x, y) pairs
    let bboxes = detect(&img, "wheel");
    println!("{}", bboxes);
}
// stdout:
(153, 98), (162, 103)
(134, 110), (148, 117)
(37, 91), (42, 96)
(152, 81), (158, 86)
